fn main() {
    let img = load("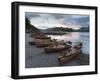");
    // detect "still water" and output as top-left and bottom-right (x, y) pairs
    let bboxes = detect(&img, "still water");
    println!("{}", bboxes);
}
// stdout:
(47, 32), (89, 54)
